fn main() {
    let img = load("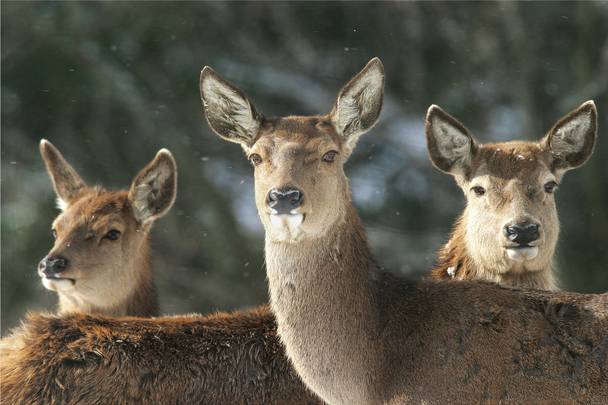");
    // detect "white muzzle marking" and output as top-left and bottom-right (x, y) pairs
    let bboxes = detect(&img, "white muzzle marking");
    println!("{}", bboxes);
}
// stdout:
(270, 213), (304, 241)
(42, 277), (75, 292)
(506, 246), (539, 262)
